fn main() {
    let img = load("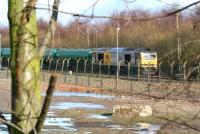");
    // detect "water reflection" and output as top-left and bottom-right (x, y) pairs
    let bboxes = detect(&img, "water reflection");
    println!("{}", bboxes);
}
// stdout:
(86, 114), (111, 120)
(43, 117), (76, 132)
(134, 124), (161, 134)
(0, 125), (8, 134)
(106, 123), (161, 134)
(42, 91), (114, 99)
(50, 102), (106, 110)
